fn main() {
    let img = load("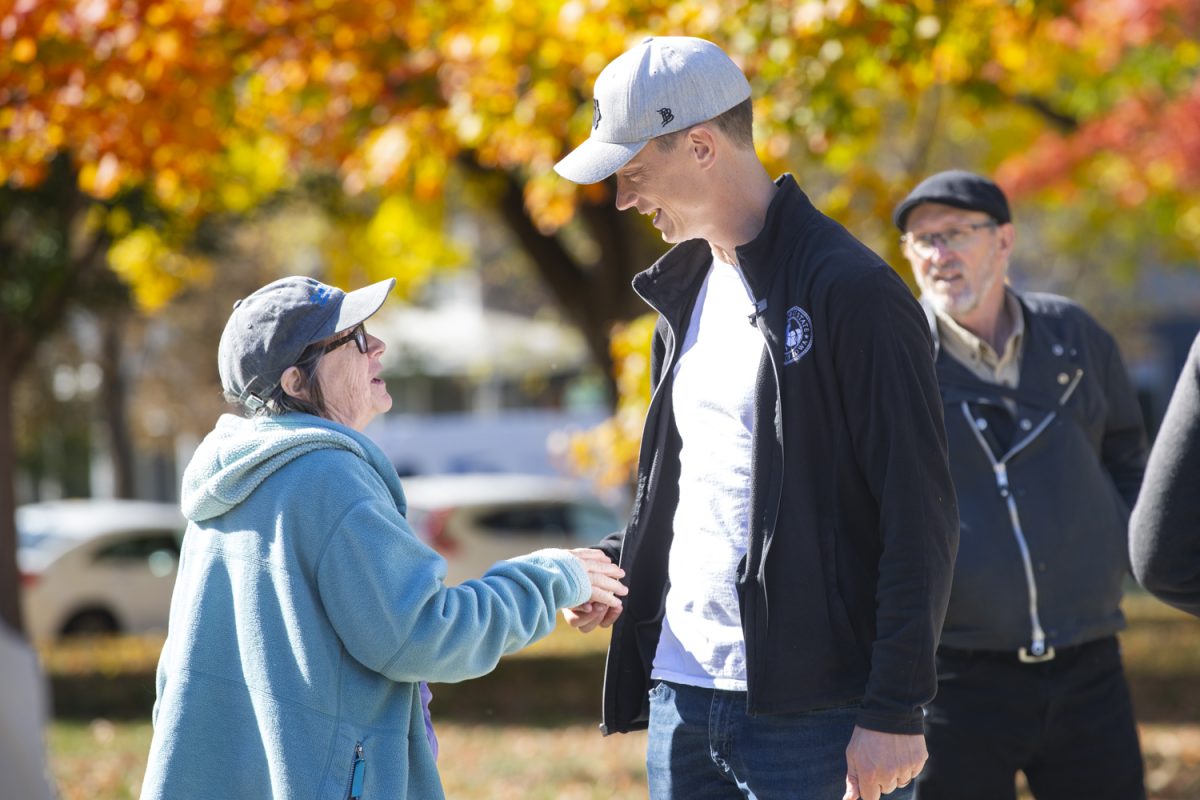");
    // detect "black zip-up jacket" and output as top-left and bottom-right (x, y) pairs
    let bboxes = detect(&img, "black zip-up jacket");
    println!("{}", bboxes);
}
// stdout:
(928, 291), (1147, 653)
(595, 175), (959, 736)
